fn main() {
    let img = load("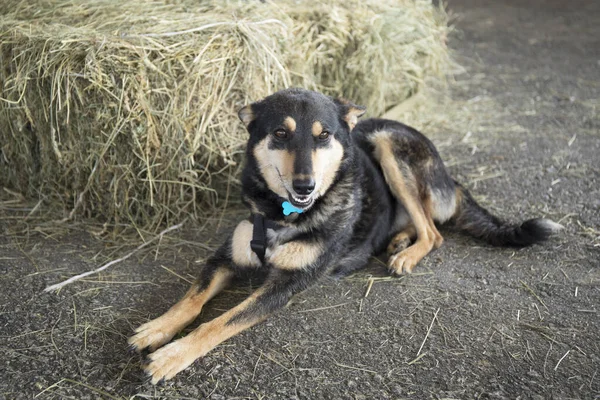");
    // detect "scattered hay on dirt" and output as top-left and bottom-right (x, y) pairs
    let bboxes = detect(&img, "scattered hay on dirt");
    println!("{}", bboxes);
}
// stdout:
(0, 0), (452, 233)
